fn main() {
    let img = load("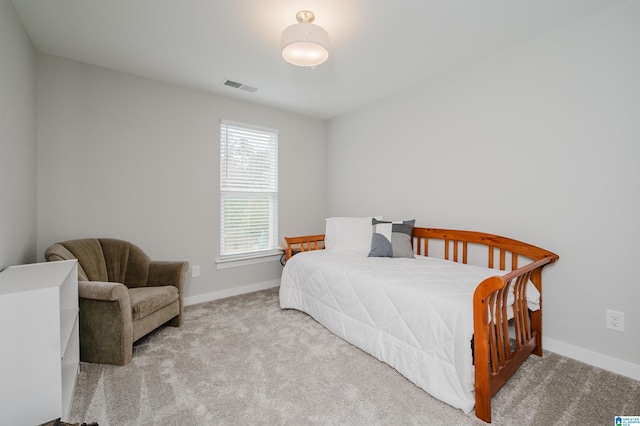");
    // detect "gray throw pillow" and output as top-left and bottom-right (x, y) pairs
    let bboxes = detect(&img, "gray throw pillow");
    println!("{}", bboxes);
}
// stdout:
(368, 218), (415, 258)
